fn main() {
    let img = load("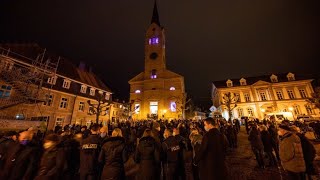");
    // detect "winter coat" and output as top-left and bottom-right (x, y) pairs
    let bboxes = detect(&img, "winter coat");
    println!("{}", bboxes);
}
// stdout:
(99, 136), (127, 180)
(80, 134), (101, 176)
(194, 128), (228, 180)
(35, 146), (66, 180)
(1, 142), (41, 180)
(248, 128), (264, 150)
(0, 137), (16, 169)
(279, 132), (306, 173)
(268, 126), (279, 146)
(60, 135), (80, 179)
(260, 130), (274, 152)
(134, 136), (160, 180)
